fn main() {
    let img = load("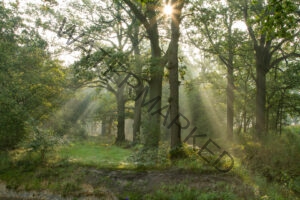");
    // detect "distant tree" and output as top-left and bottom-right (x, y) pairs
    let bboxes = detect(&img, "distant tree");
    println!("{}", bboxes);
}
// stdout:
(266, 61), (300, 134)
(188, 0), (247, 137)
